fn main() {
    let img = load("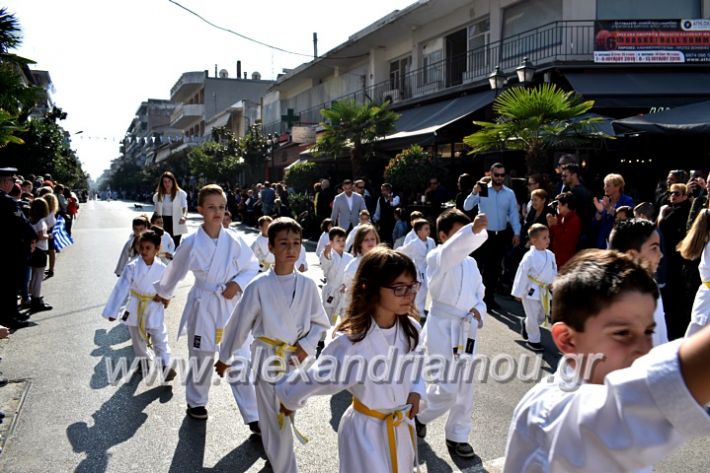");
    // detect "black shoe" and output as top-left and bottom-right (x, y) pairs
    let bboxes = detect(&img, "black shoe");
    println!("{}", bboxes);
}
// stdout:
(415, 416), (426, 439)
(30, 299), (52, 313)
(248, 421), (261, 436)
(164, 367), (177, 382)
(446, 440), (476, 458)
(0, 377), (7, 387)
(6, 319), (29, 330)
(520, 324), (528, 341)
(525, 341), (545, 352)
(15, 312), (30, 321)
(186, 405), (208, 420)
(43, 270), (54, 280)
